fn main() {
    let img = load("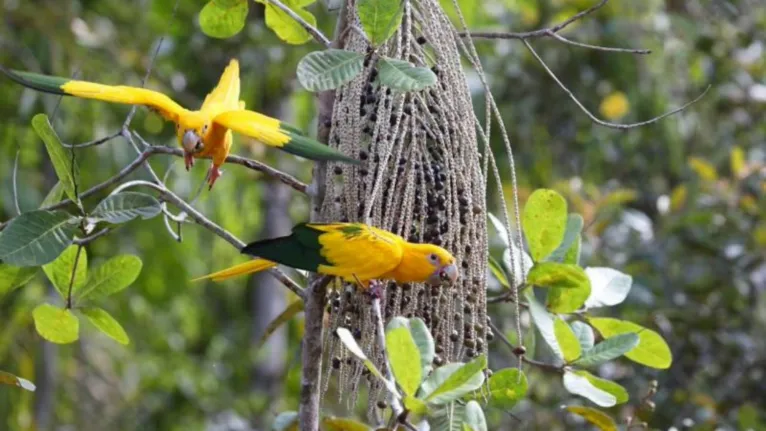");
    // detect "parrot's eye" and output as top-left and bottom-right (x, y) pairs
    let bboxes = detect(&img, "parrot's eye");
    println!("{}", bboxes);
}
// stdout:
(428, 253), (439, 264)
